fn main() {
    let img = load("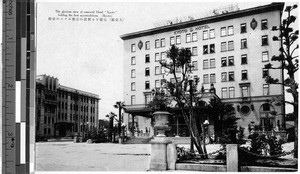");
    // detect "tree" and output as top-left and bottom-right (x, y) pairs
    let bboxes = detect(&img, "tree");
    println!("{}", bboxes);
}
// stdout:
(114, 101), (125, 136)
(160, 45), (207, 158)
(106, 112), (117, 142)
(264, 4), (298, 158)
(148, 89), (171, 111)
(207, 97), (236, 142)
